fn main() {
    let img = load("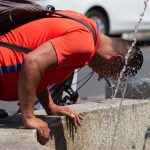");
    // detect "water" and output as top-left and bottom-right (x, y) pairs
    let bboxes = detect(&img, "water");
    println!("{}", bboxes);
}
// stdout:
(100, 1), (150, 149)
